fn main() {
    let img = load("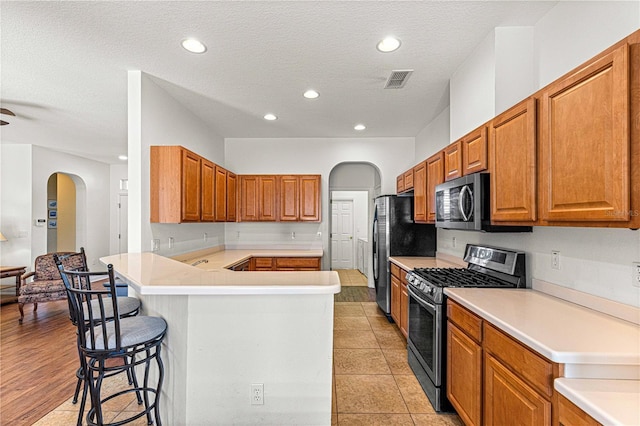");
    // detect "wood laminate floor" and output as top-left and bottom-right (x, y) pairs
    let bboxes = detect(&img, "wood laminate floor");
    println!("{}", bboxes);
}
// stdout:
(0, 300), (77, 425)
